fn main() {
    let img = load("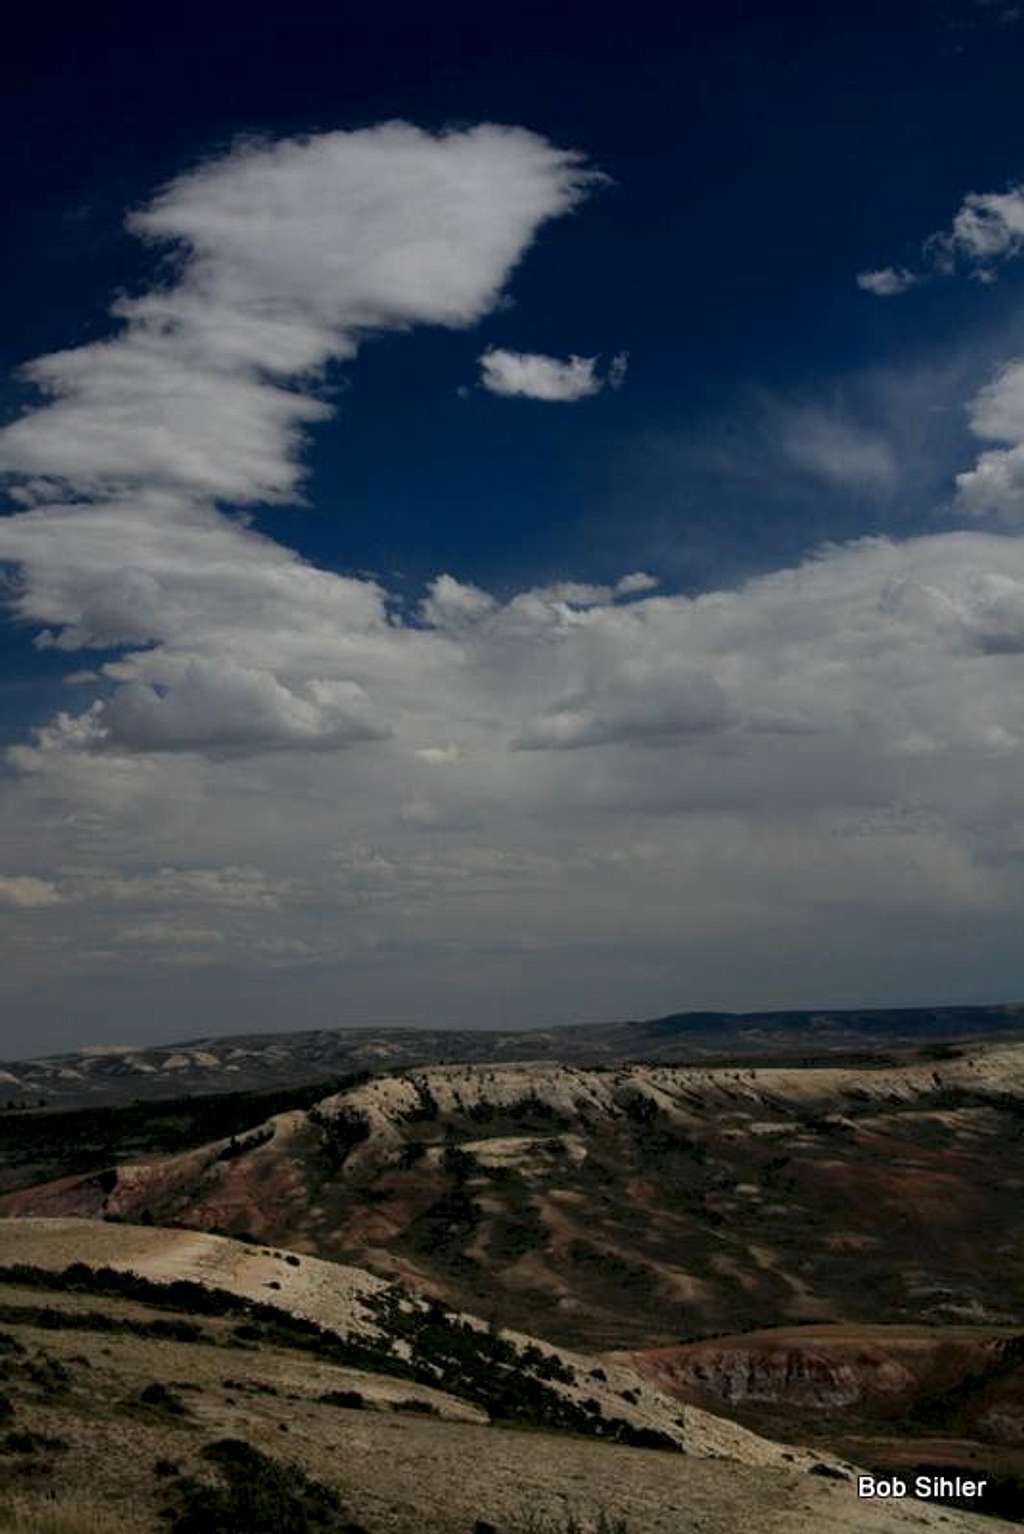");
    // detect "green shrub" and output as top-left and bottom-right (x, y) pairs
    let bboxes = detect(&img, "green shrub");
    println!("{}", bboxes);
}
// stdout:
(0, 1300), (202, 1346)
(319, 1390), (364, 1410)
(165, 1438), (366, 1533)
(399, 1083), (439, 1123)
(392, 1397), (438, 1415)
(1, 1430), (68, 1455)
(138, 1382), (188, 1415)
(307, 1107), (370, 1171)
(25, 1355), (70, 1393)
(215, 1127), (274, 1162)
(506, 1510), (632, 1533)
